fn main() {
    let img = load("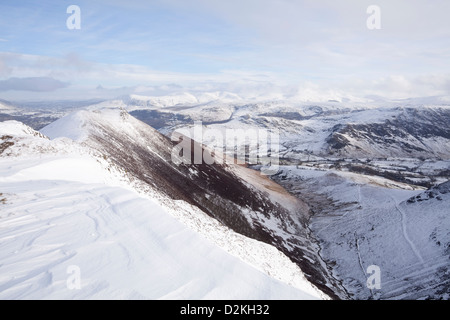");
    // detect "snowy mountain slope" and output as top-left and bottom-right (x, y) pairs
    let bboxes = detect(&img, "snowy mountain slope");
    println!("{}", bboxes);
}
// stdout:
(7, 94), (450, 161)
(325, 107), (450, 158)
(0, 121), (75, 159)
(129, 101), (450, 161)
(124, 92), (242, 110)
(247, 105), (449, 160)
(0, 120), (326, 299)
(0, 181), (319, 300)
(272, 167), (450, 300)
(0, 120), (45, 138)
(41, 108), (342, 298)
(126, 92), (199, 109)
